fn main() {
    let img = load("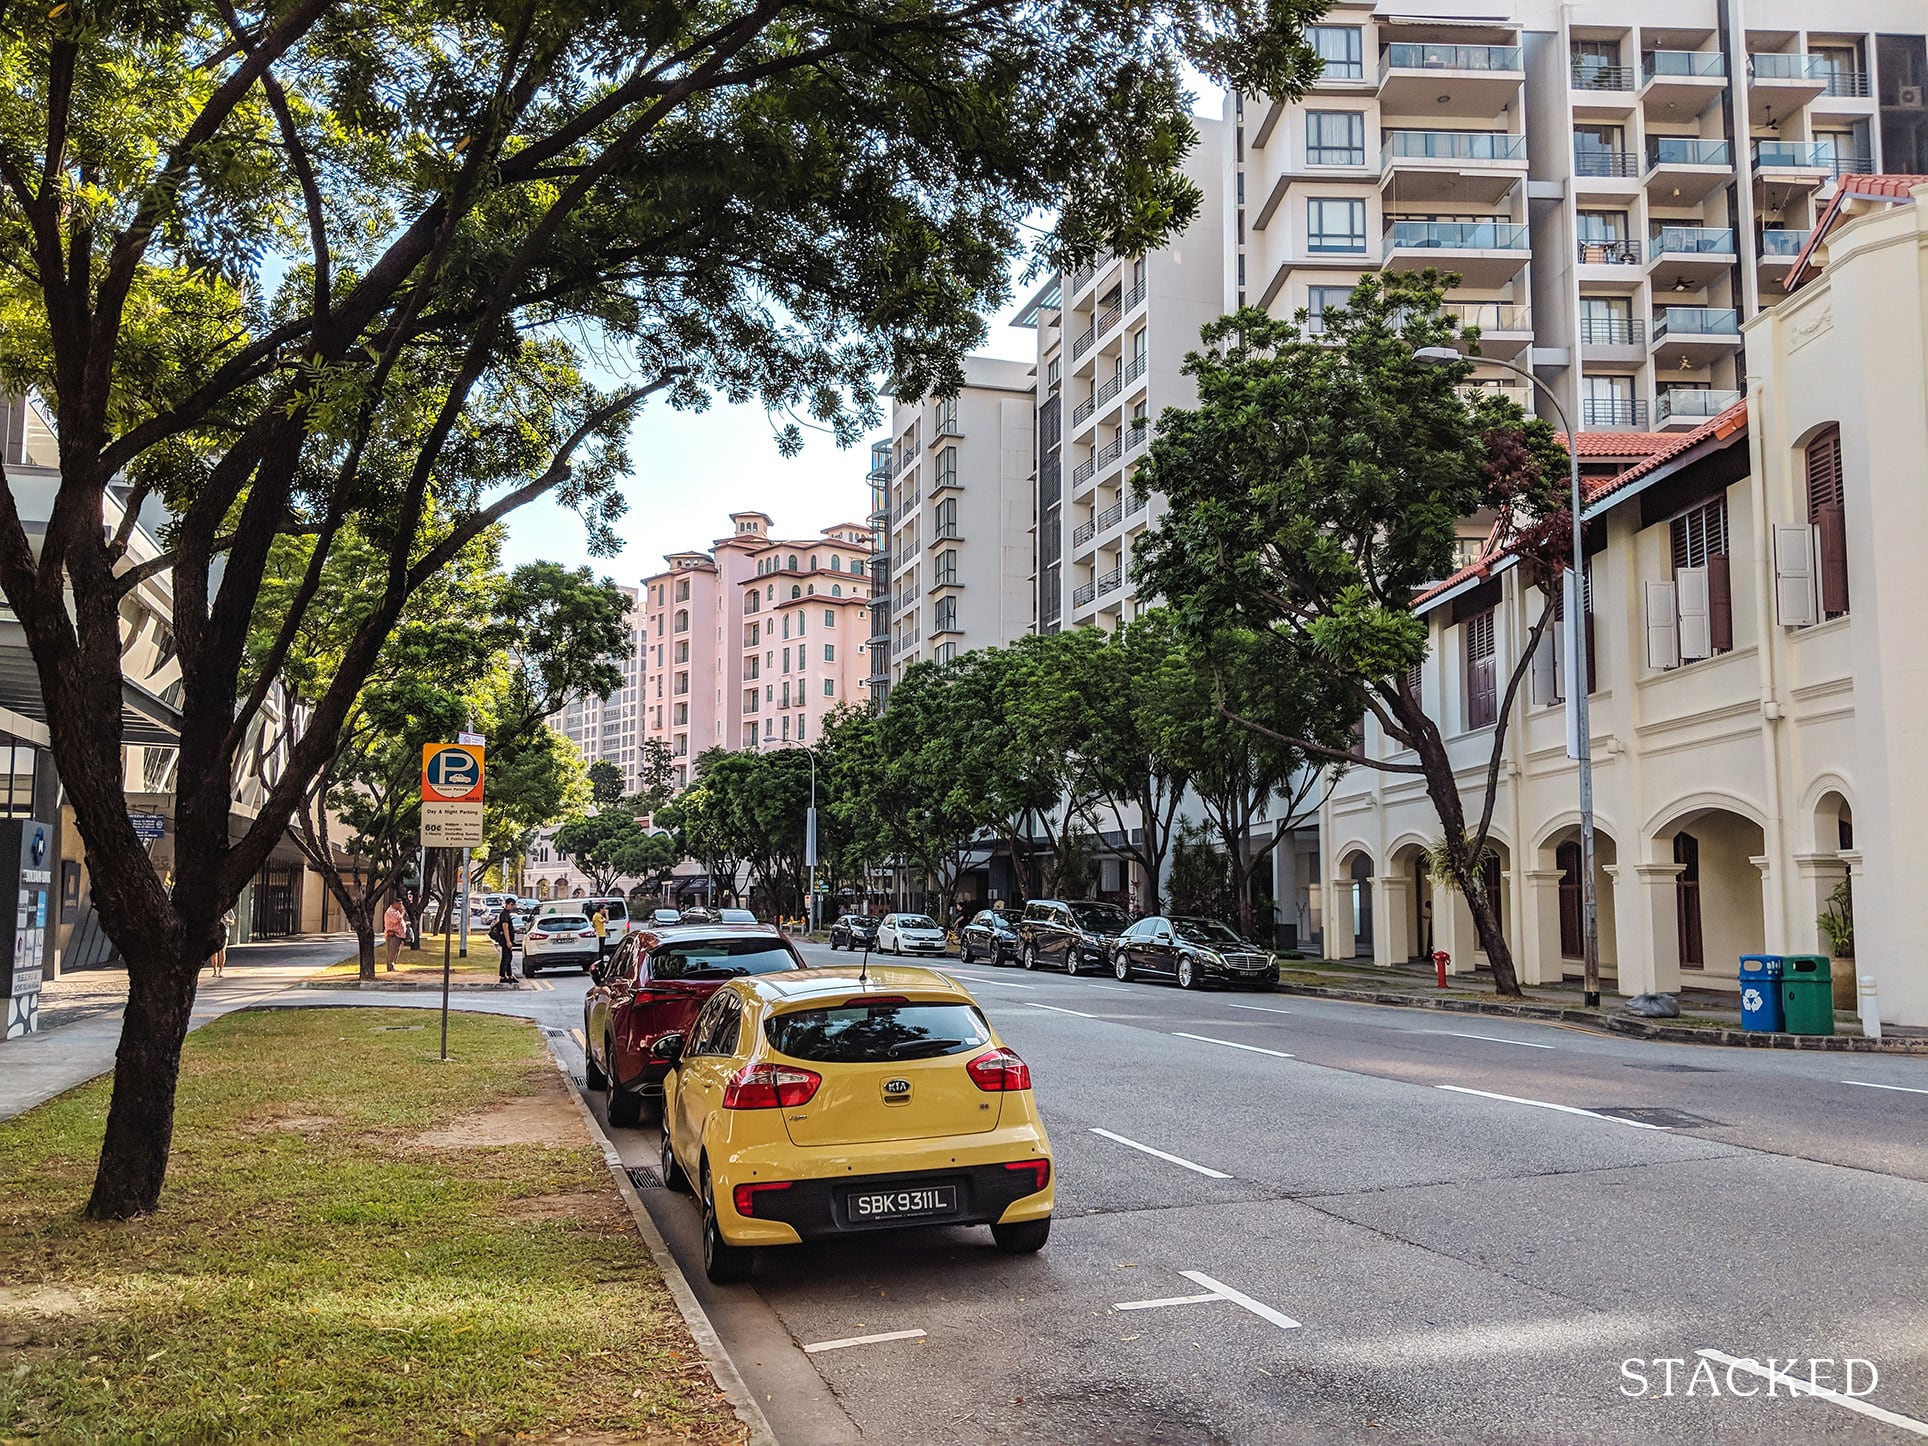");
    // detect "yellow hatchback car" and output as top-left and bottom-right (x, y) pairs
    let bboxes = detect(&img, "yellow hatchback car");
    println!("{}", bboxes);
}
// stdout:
(654, 965), (1055, 1283)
